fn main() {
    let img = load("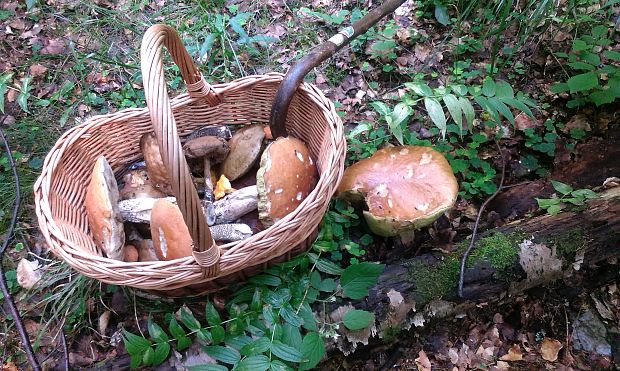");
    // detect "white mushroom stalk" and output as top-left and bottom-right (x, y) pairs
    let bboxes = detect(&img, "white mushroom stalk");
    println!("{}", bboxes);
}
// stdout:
(214, 186), (258, 224)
